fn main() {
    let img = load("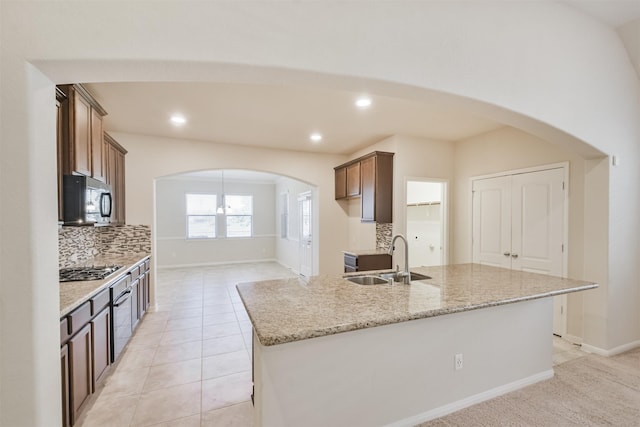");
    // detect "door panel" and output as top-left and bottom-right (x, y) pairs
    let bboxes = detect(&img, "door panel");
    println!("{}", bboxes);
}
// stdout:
(511, 168), (564, 276)
(472, 176), (511, 268)
(298, 193), (313, 277)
